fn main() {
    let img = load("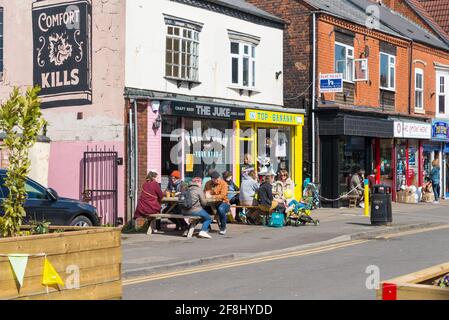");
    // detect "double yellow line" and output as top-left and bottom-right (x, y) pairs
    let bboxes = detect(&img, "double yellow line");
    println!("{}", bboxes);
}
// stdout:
(123, 224), (449, 287)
